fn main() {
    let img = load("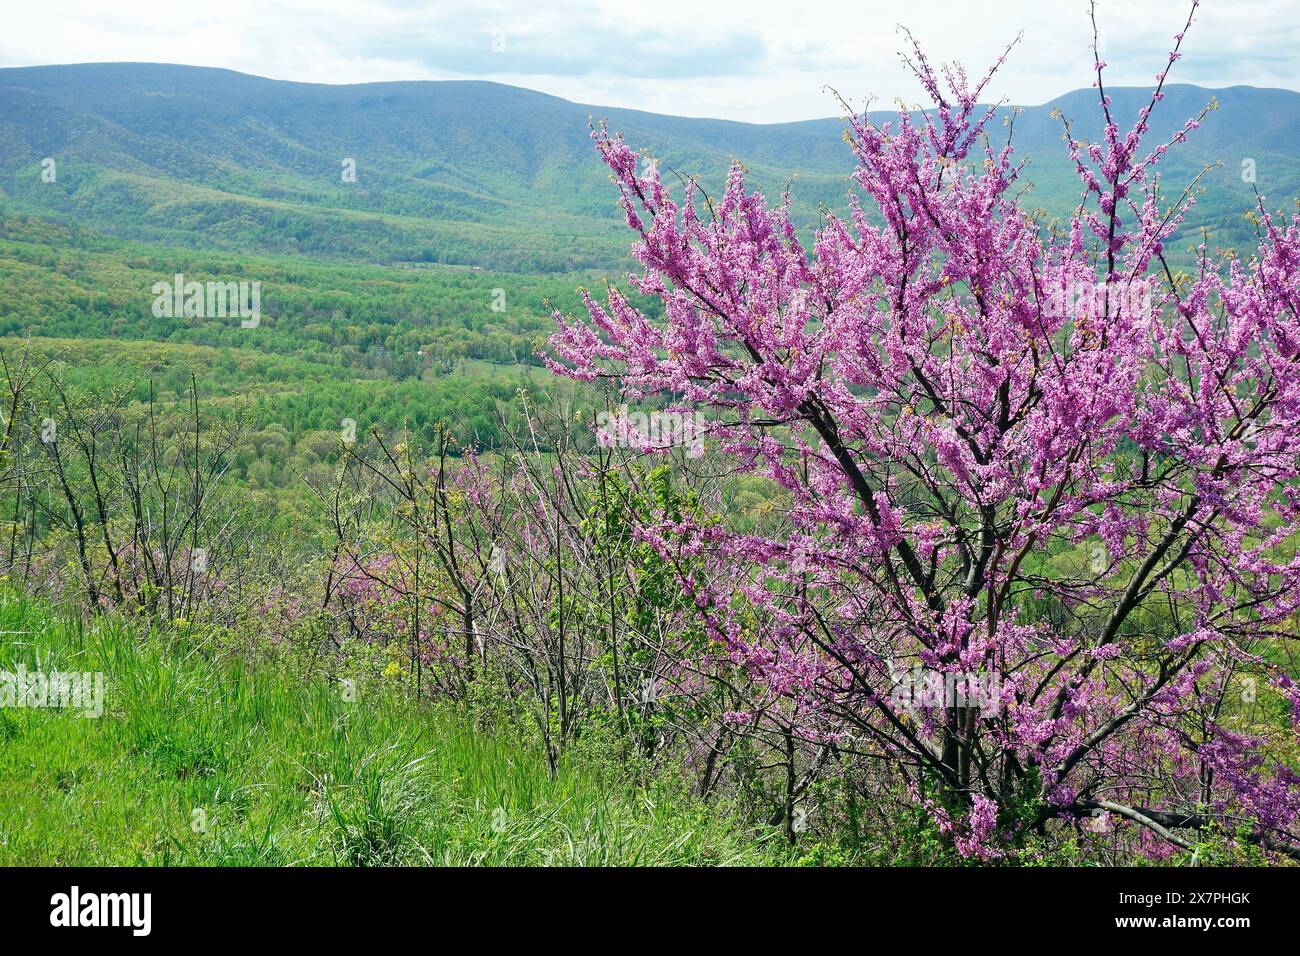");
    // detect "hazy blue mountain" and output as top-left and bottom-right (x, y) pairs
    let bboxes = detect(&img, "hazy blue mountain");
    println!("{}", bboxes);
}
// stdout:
(1, 63), (1295, 270)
